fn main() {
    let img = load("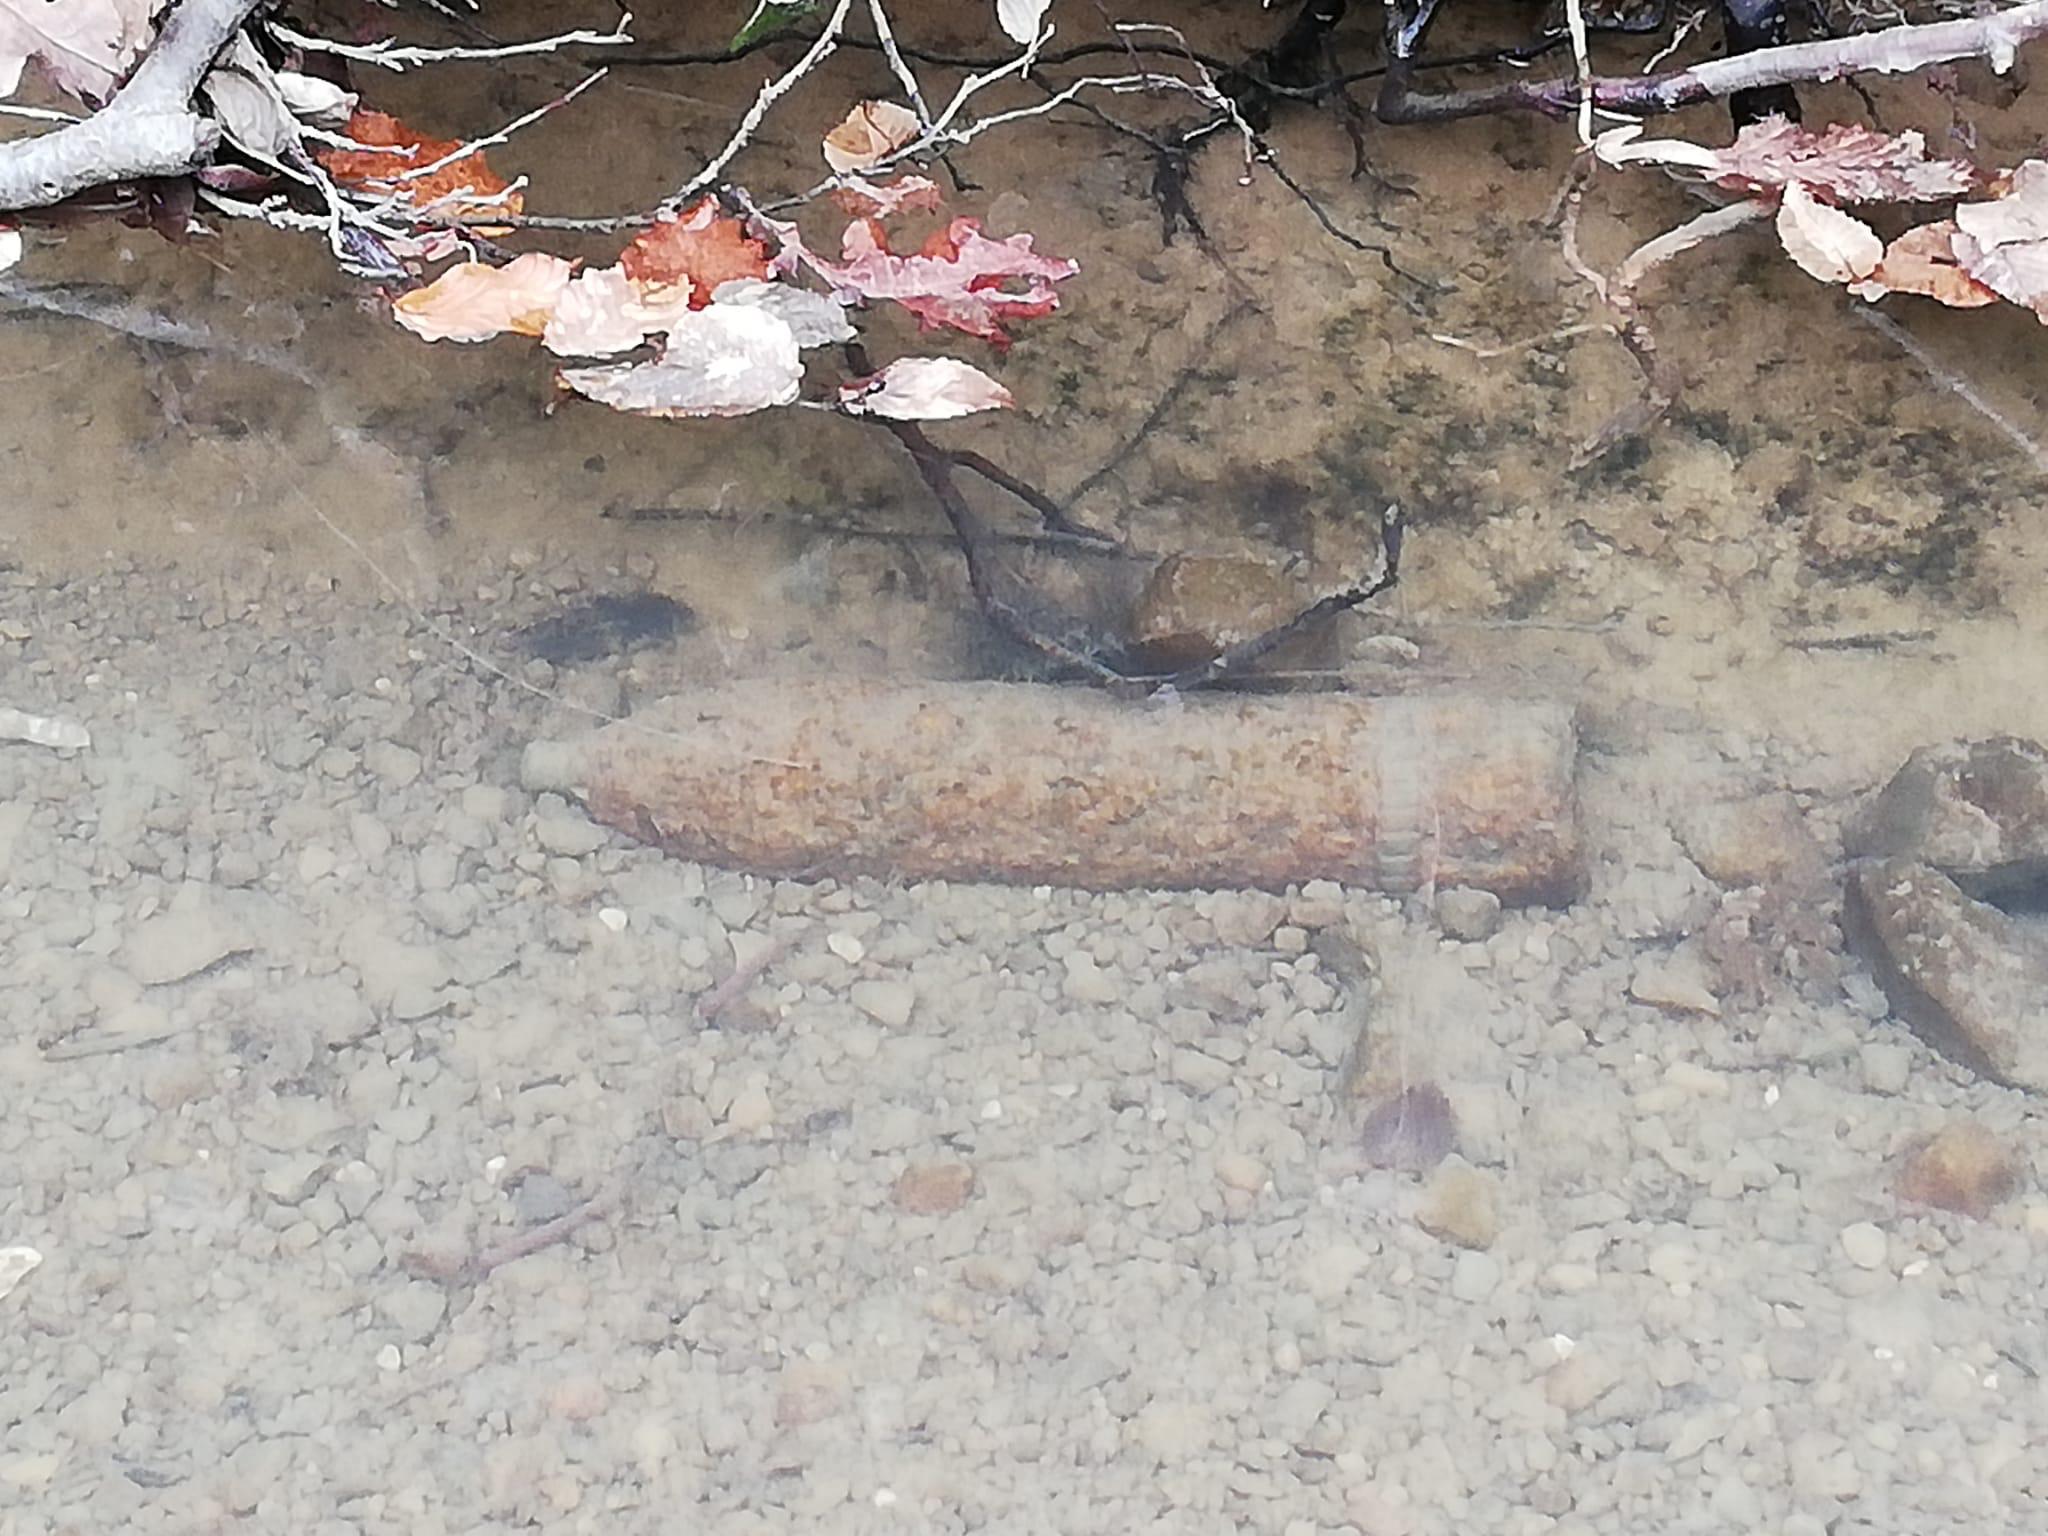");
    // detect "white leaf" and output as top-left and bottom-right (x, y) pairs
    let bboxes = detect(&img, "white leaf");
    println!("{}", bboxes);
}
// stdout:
(1775, 182), (1882, 285)
(996, 0), (1051, 47)
(202, 65), (297, 164)
(274, 69), (356, 123)
(839, 357), (1014, 420)
(0, 227), (20, 275)
(392, 253), (576, 343)
(544, 265), (662, 358)
(559, 306), (802, 418)
(710, 278), (856, 347)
